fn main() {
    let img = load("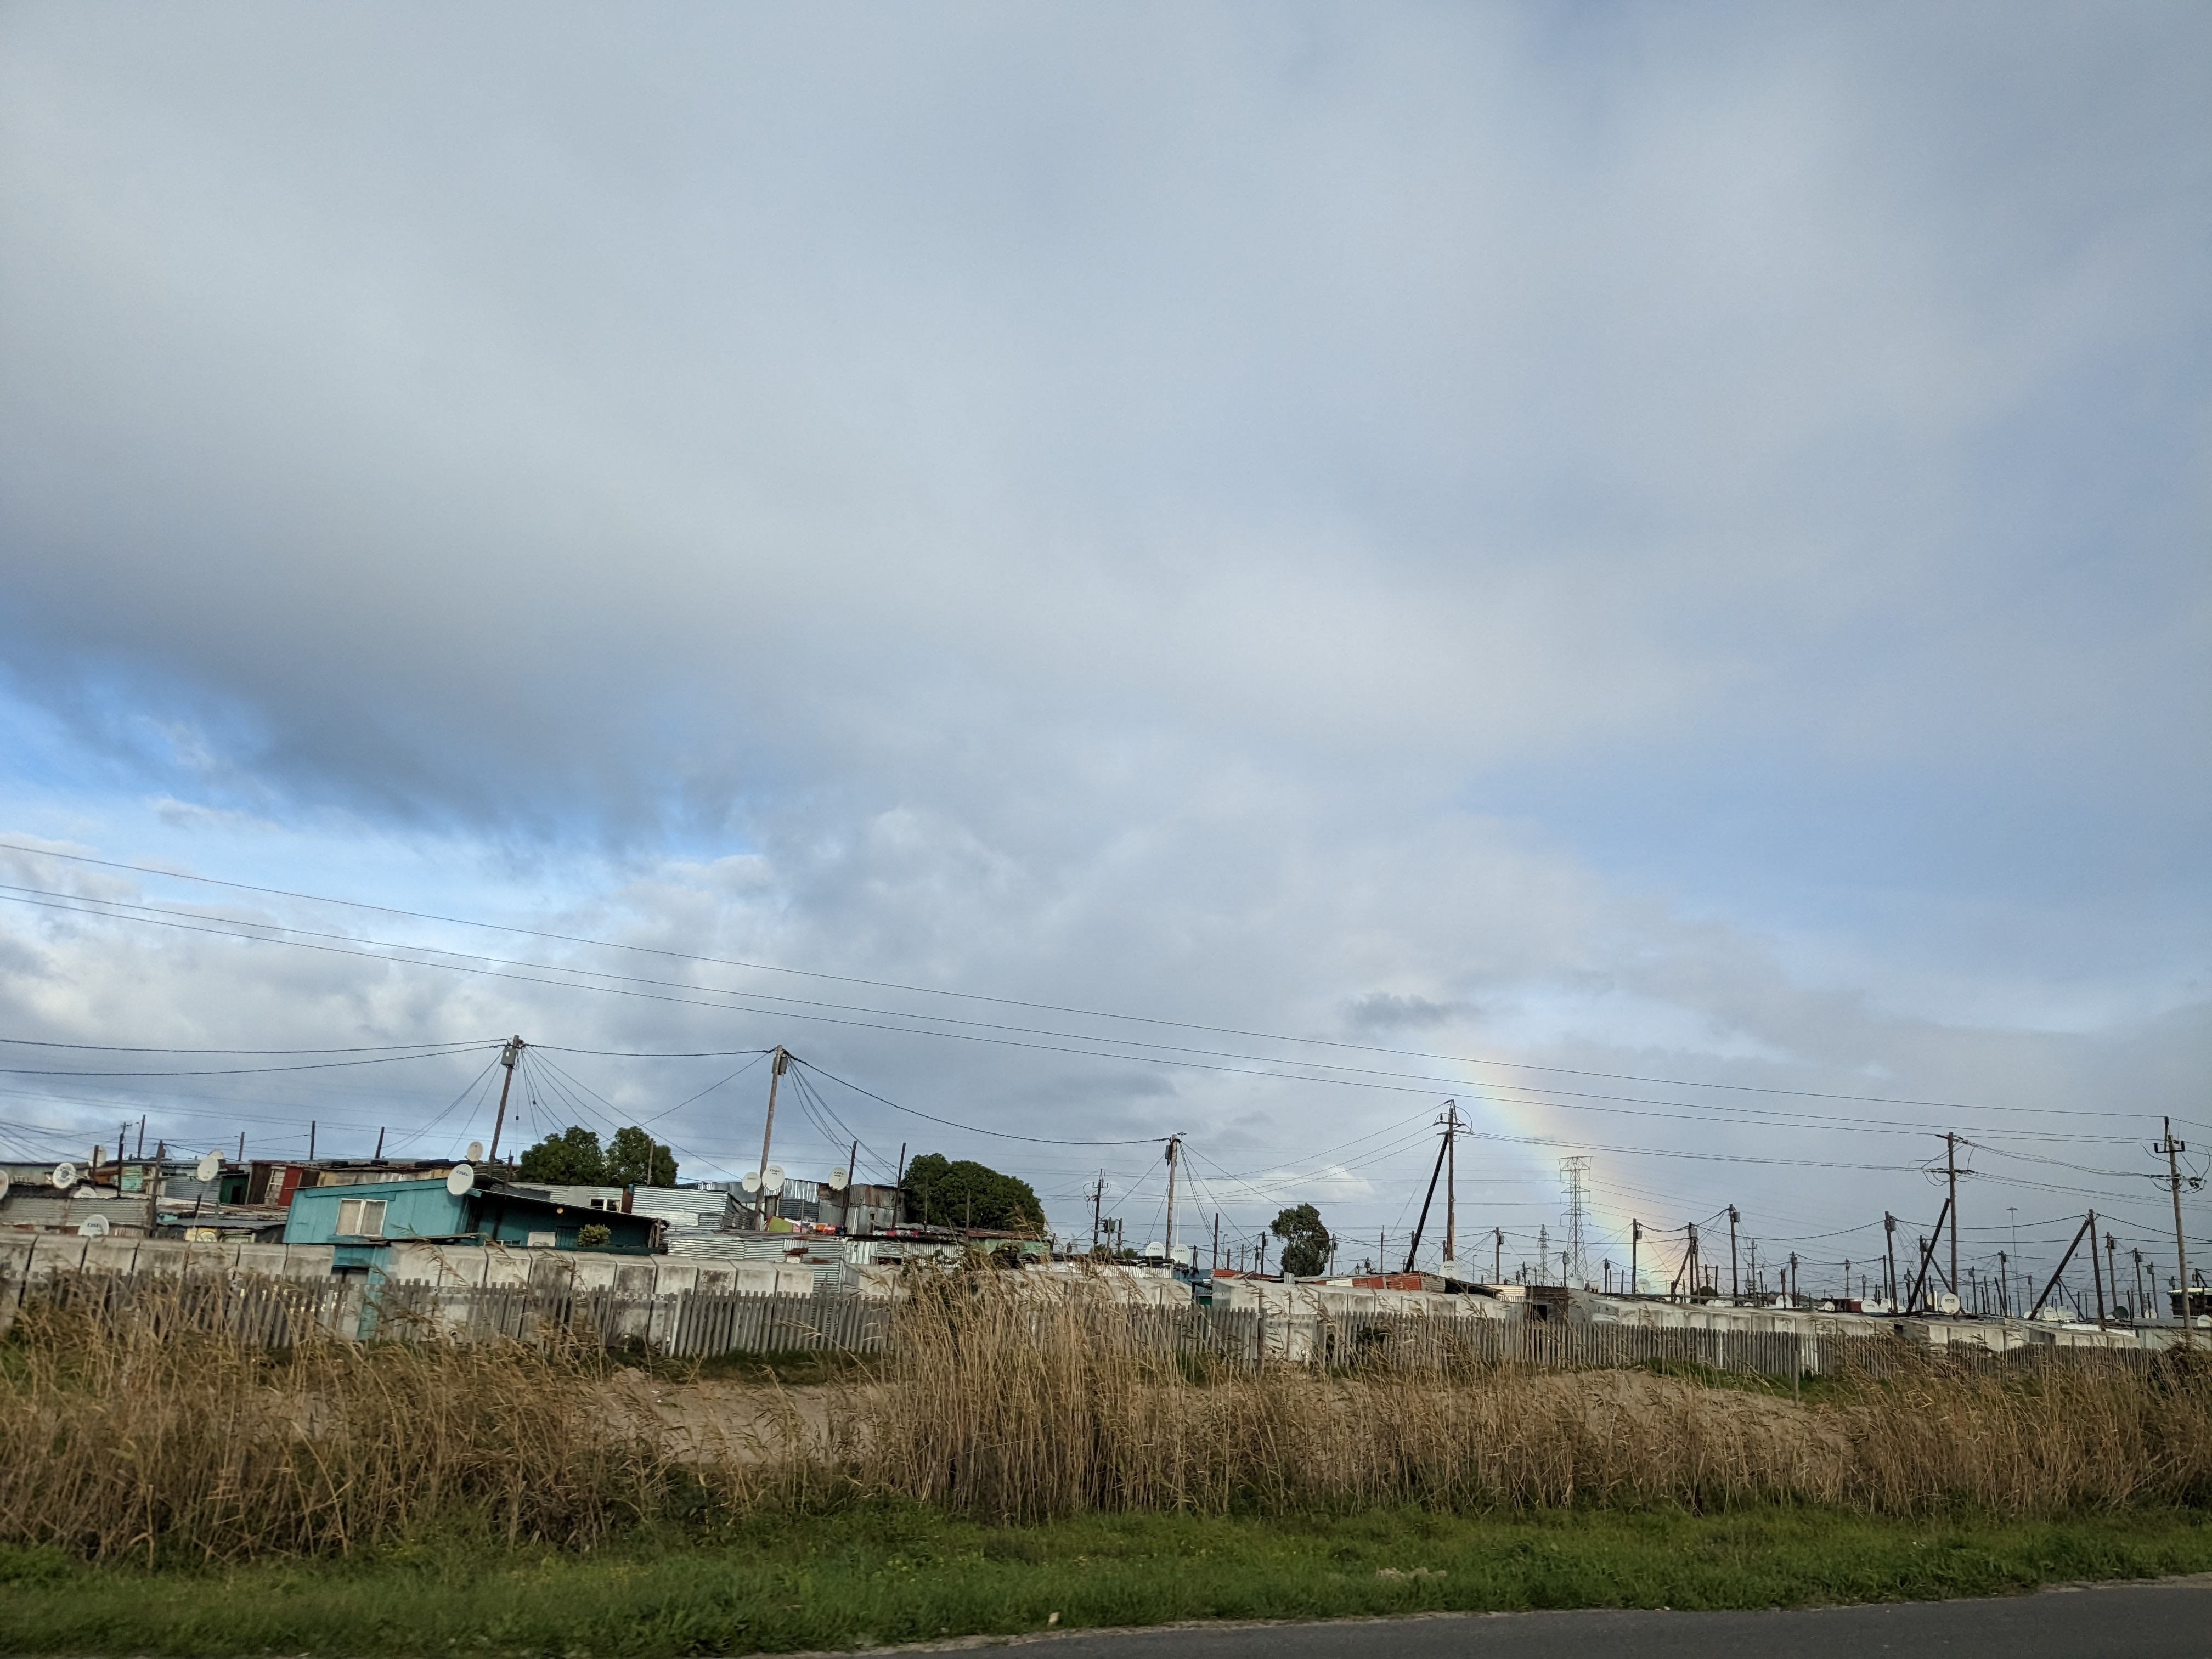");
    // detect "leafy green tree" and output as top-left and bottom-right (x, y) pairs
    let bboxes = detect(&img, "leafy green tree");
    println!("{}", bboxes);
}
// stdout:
(900, 1152), (1045, 1233)
(606, 1125), (678, 1187)
(516, 1125), (606, 1184)
(1270, 1203), (1334, 1278)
